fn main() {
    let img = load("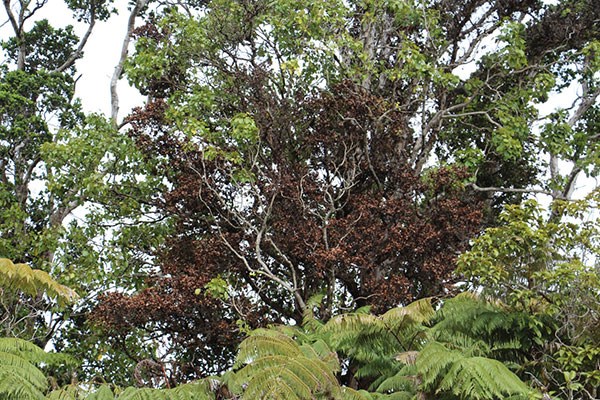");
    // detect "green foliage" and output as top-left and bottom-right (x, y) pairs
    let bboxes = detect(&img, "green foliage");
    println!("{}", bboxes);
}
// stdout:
(1, 20), (79, 73)
(46, 382), (216, 400)
(2, 0), (600, 397)
(0, 258), (78, 306)
(321, 298), (434, 383)
(0, 338), (216, 400)
(232, 329), (342, 399)
(0, 337), (74, 400)
(458, 194), (600, 398)
(227, 295), (537, 399)
(418, 342), (530, 399)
